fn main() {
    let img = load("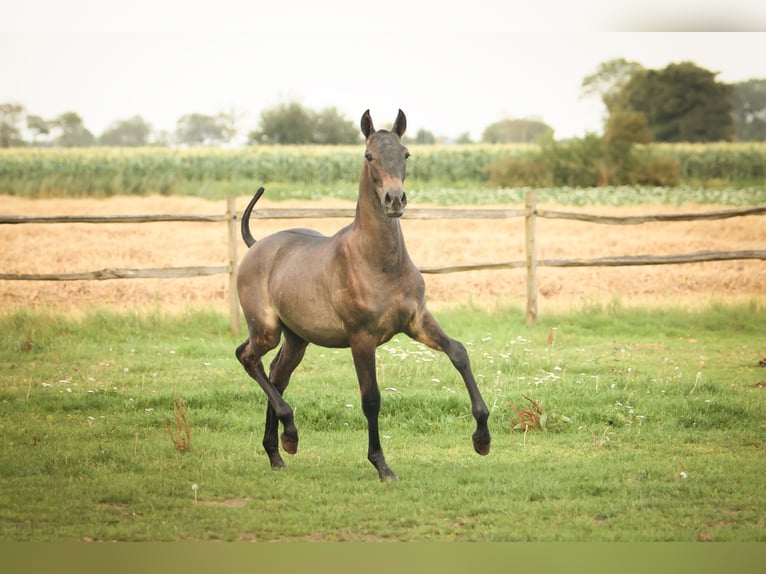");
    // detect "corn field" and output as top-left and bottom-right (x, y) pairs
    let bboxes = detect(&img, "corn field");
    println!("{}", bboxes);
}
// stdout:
(0, 145), (526, 198)
(649, 142), (766, 182)
(0, 143), (764, 202)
